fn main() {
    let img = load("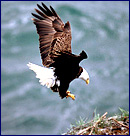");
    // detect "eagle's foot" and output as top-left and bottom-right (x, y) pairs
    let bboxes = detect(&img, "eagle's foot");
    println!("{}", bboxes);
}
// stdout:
(66, 91), (75, 100)
(66, 91), (70, 94)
